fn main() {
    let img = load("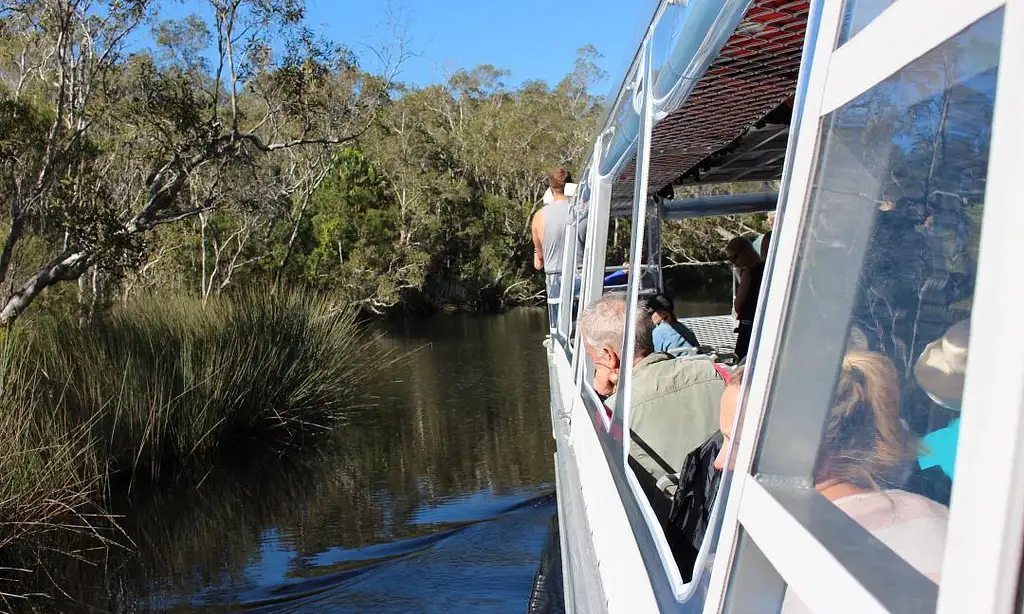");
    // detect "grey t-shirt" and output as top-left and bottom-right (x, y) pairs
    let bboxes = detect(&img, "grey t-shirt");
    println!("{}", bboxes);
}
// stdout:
(541, 200), (570, 275)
